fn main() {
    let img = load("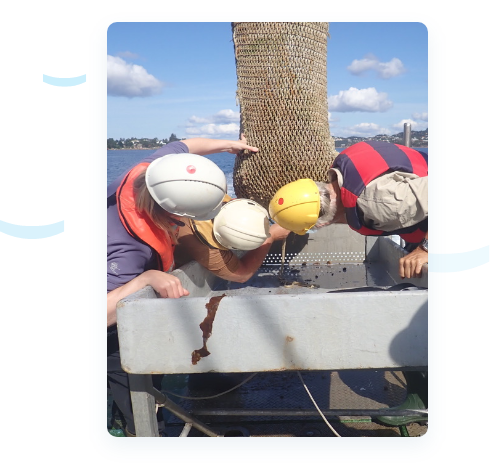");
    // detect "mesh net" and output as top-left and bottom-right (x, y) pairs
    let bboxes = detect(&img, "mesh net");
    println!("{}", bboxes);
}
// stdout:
(232, 22), (338, 208)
